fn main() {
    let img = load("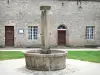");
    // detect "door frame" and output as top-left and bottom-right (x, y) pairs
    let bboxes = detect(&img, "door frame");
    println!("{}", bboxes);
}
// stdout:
(5, 26), (14, 47)
(57, 24), (68, 46)
(57, 30), (66, 45)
